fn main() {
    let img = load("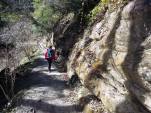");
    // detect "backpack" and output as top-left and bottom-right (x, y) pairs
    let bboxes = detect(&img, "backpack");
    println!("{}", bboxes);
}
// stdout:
(44, 49), (52, 59)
